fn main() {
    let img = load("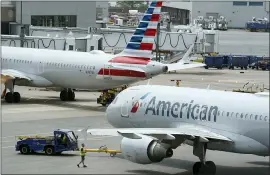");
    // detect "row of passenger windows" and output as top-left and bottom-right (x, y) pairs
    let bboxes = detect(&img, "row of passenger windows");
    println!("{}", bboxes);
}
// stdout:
(2, 58), (96, 70)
